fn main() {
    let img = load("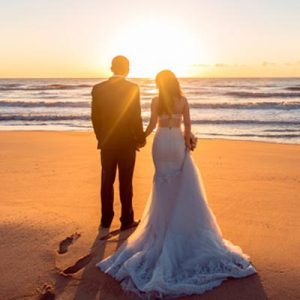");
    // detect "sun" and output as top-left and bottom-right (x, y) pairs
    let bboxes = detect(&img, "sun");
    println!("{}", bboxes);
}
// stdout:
(107, 19), (203, 77)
